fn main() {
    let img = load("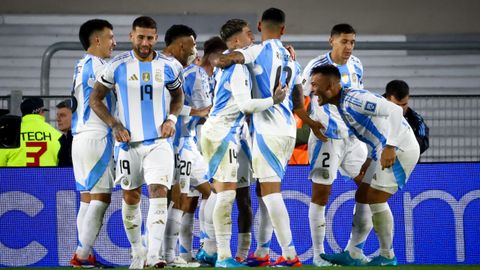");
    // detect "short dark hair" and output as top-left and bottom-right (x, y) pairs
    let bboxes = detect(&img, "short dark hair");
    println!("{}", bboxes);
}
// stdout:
(56, 100), (72, 110)
(164, 24), (197, 46)
(330, 23), (356, 37)
(132, 16), (157, 31)
(261, 7), (285, 24)
(203, 36), (228, 55)
(310, 64), (341, 79)
(385, 80), (410, 100)
(79, 19), (113, 51)
(220, 19), (248, 42)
